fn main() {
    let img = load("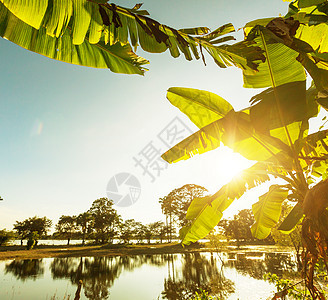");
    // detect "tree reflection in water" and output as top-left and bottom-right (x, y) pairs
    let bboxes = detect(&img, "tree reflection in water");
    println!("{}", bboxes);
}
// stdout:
(162, 253), (235, 300)
(225, 252), (297, 280)
(3, 251), (297, 299)
(5, 259), (44, 281)
(50, 255), (167, 299)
